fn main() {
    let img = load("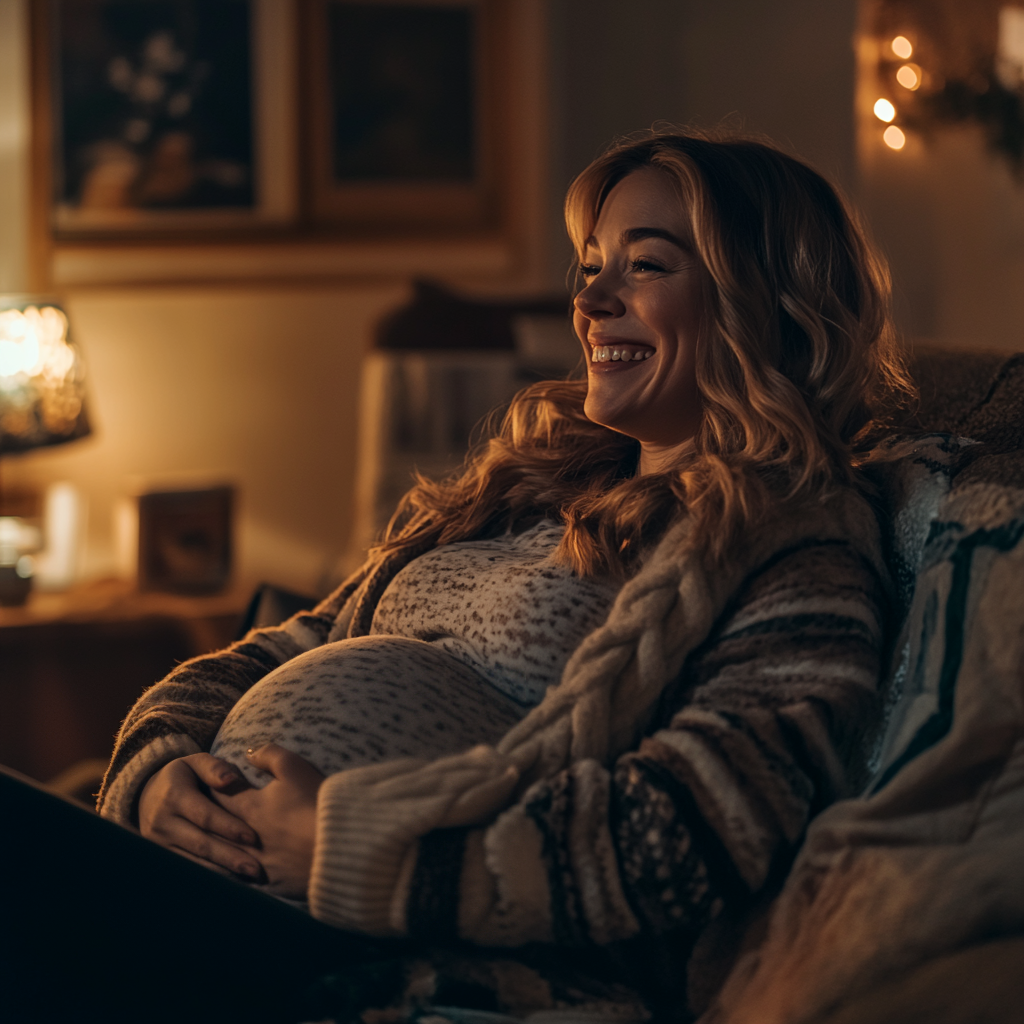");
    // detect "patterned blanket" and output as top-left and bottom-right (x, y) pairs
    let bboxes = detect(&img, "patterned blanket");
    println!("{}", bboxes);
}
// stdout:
(702, 350), (1024, 1024)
